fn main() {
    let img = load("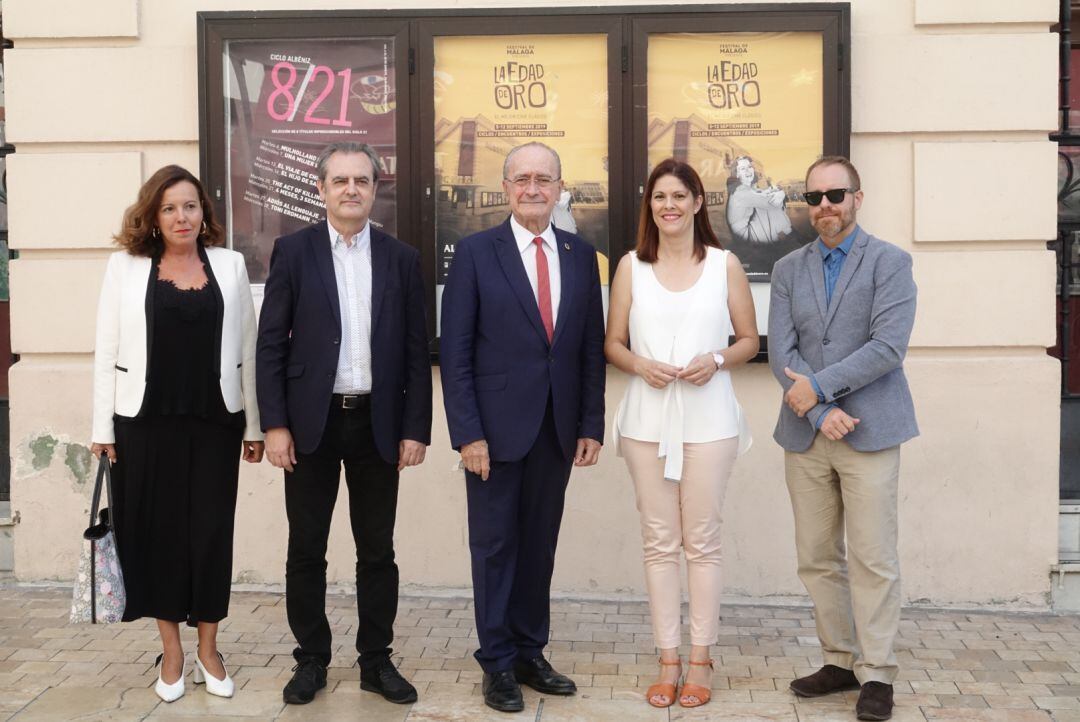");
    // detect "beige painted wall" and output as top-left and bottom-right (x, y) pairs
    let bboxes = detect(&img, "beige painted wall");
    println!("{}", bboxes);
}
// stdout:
(2, 0), (1061, 608)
